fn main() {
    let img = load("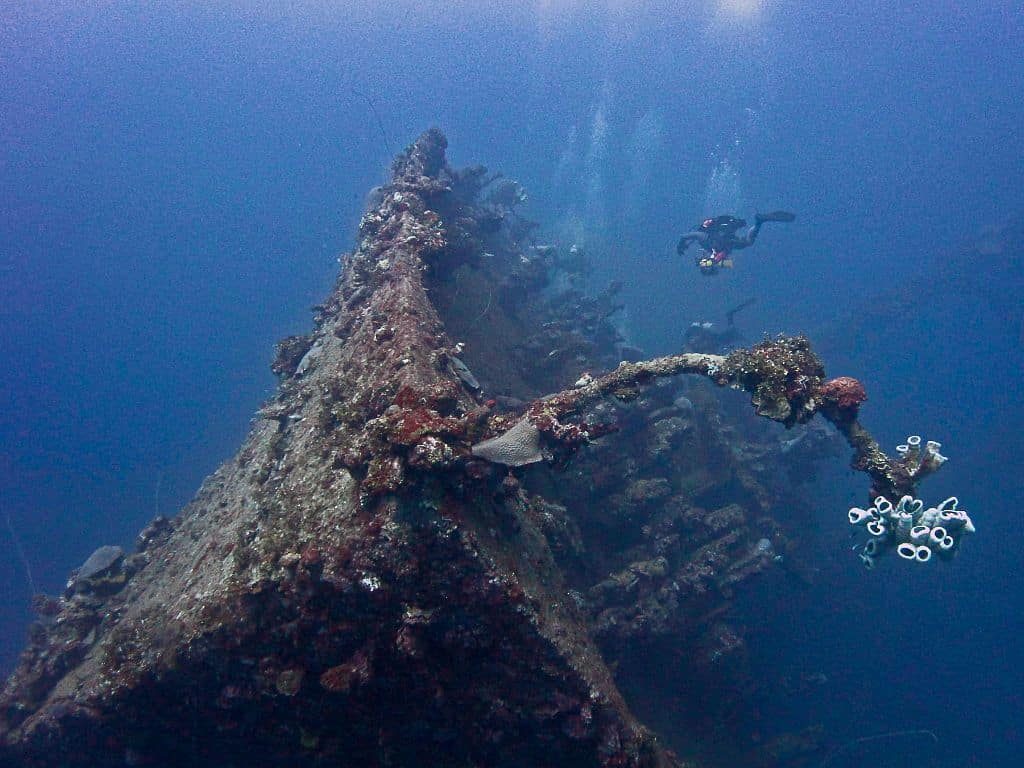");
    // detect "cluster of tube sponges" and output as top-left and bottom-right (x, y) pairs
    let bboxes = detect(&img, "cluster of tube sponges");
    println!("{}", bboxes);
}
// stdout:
(849, 494), (975, 568)
(896, 434), (947, 481)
